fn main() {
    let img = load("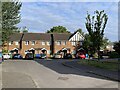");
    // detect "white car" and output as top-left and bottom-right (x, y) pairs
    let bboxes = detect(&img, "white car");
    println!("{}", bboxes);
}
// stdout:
(3, 54), (10, 59)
